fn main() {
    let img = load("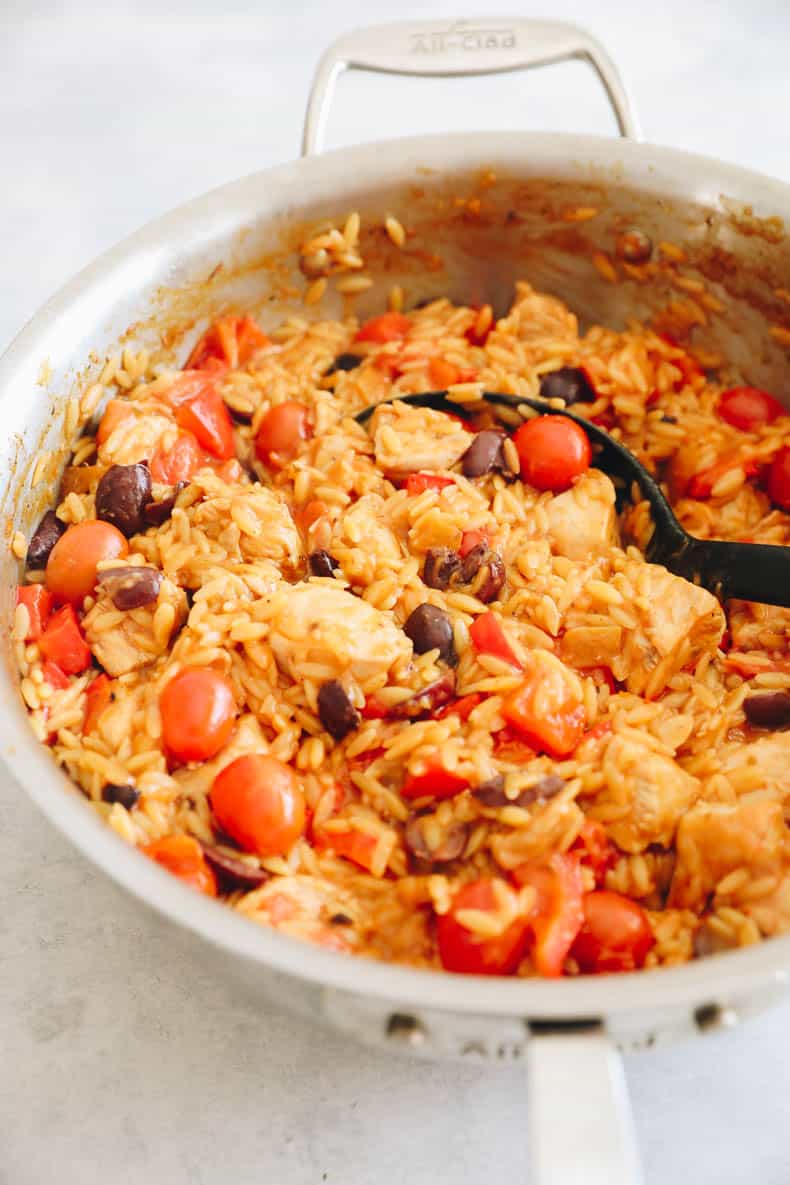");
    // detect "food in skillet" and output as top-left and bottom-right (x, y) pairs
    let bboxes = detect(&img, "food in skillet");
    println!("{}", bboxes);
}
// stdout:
(13, 255), (790, 977)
